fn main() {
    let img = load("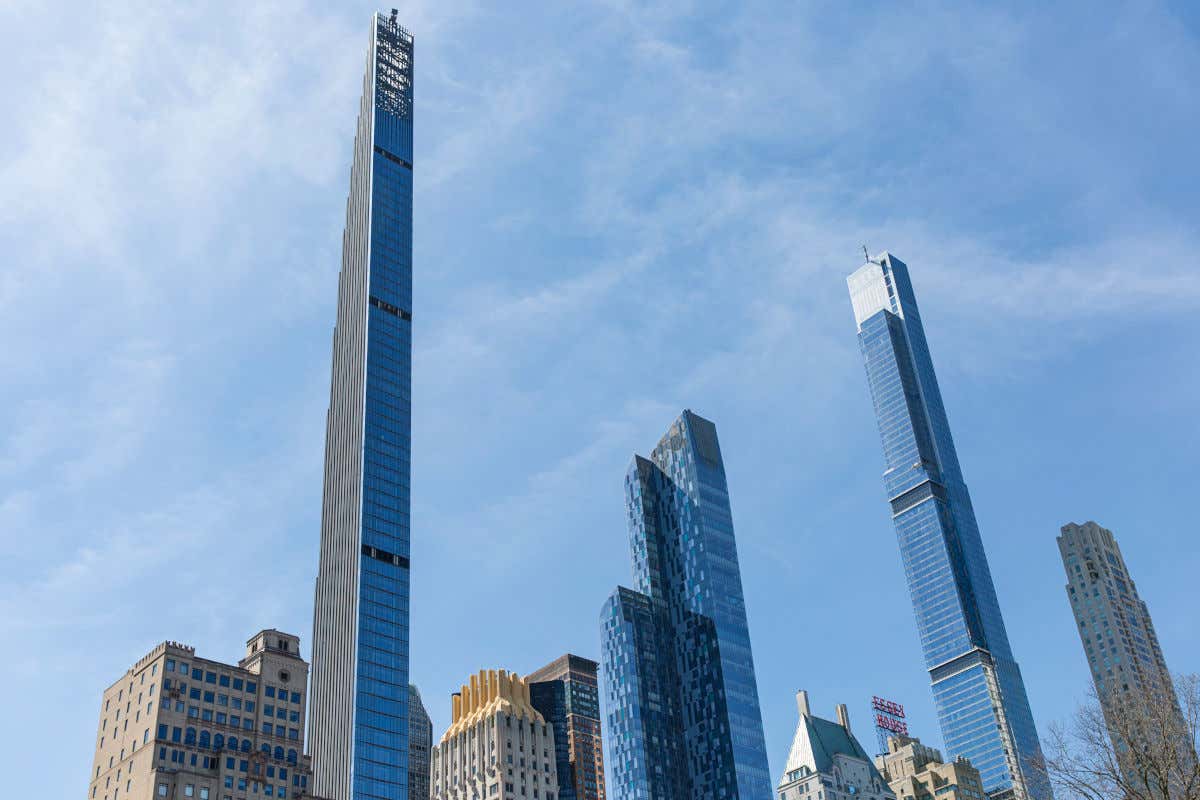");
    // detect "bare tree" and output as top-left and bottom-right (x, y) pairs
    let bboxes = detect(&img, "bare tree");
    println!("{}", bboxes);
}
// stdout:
(1039, 674), (1200, 800)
